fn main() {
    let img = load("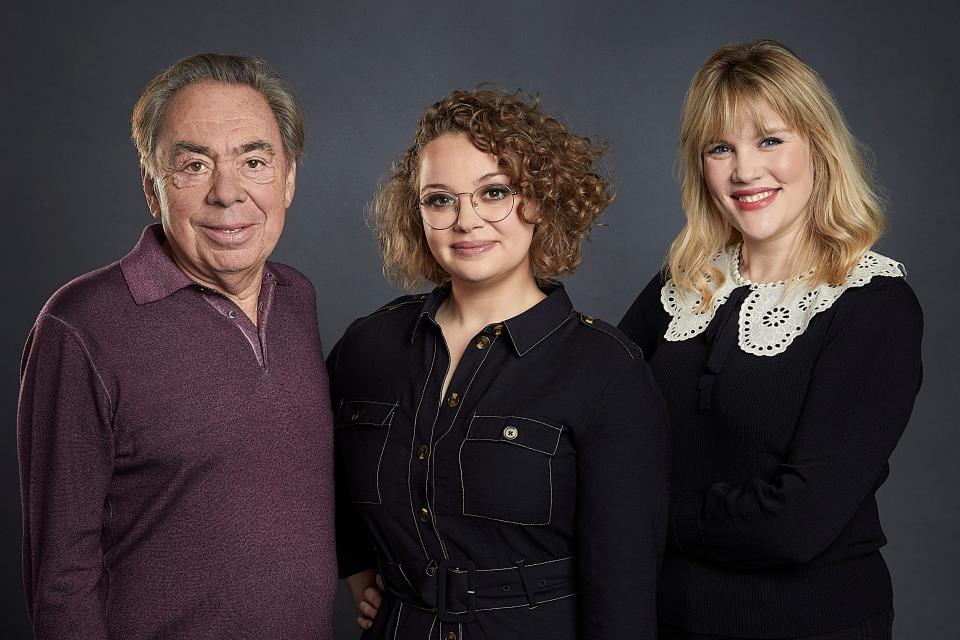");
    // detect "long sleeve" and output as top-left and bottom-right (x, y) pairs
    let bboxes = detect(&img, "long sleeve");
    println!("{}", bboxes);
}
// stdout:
(17, 314), (114, 639)
(326, 334), (378, 578)
(671, 280), (923, 568)
(577, 358), (670, 639)
(618, 272), (670, 359)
